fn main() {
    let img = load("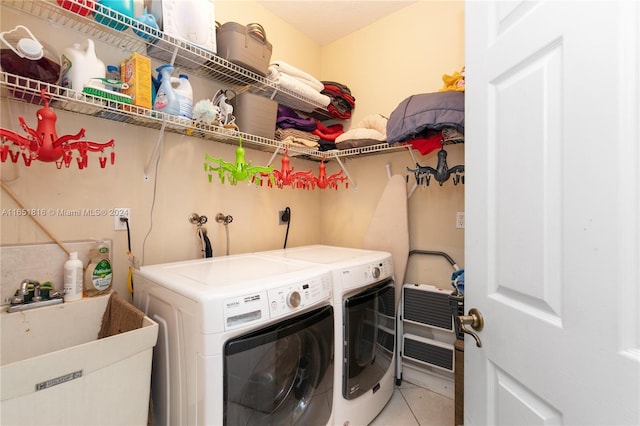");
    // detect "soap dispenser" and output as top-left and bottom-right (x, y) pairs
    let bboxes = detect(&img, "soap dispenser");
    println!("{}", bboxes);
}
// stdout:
(84, 240), (113, 297)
